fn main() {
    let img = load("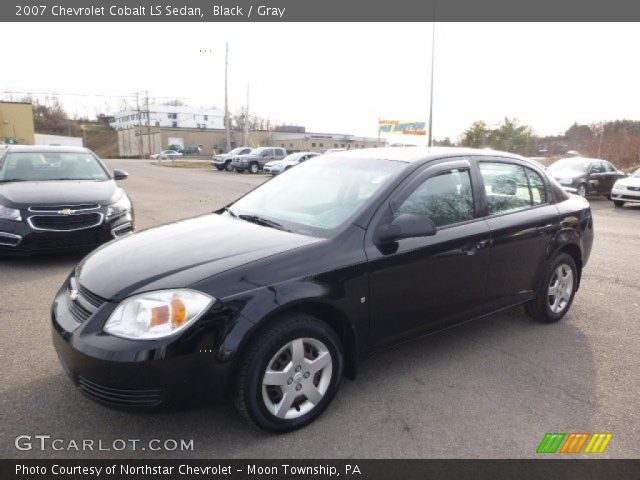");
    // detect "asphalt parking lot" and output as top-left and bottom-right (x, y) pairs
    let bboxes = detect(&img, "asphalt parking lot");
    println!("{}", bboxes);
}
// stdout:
(1, 159), (638, 459)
